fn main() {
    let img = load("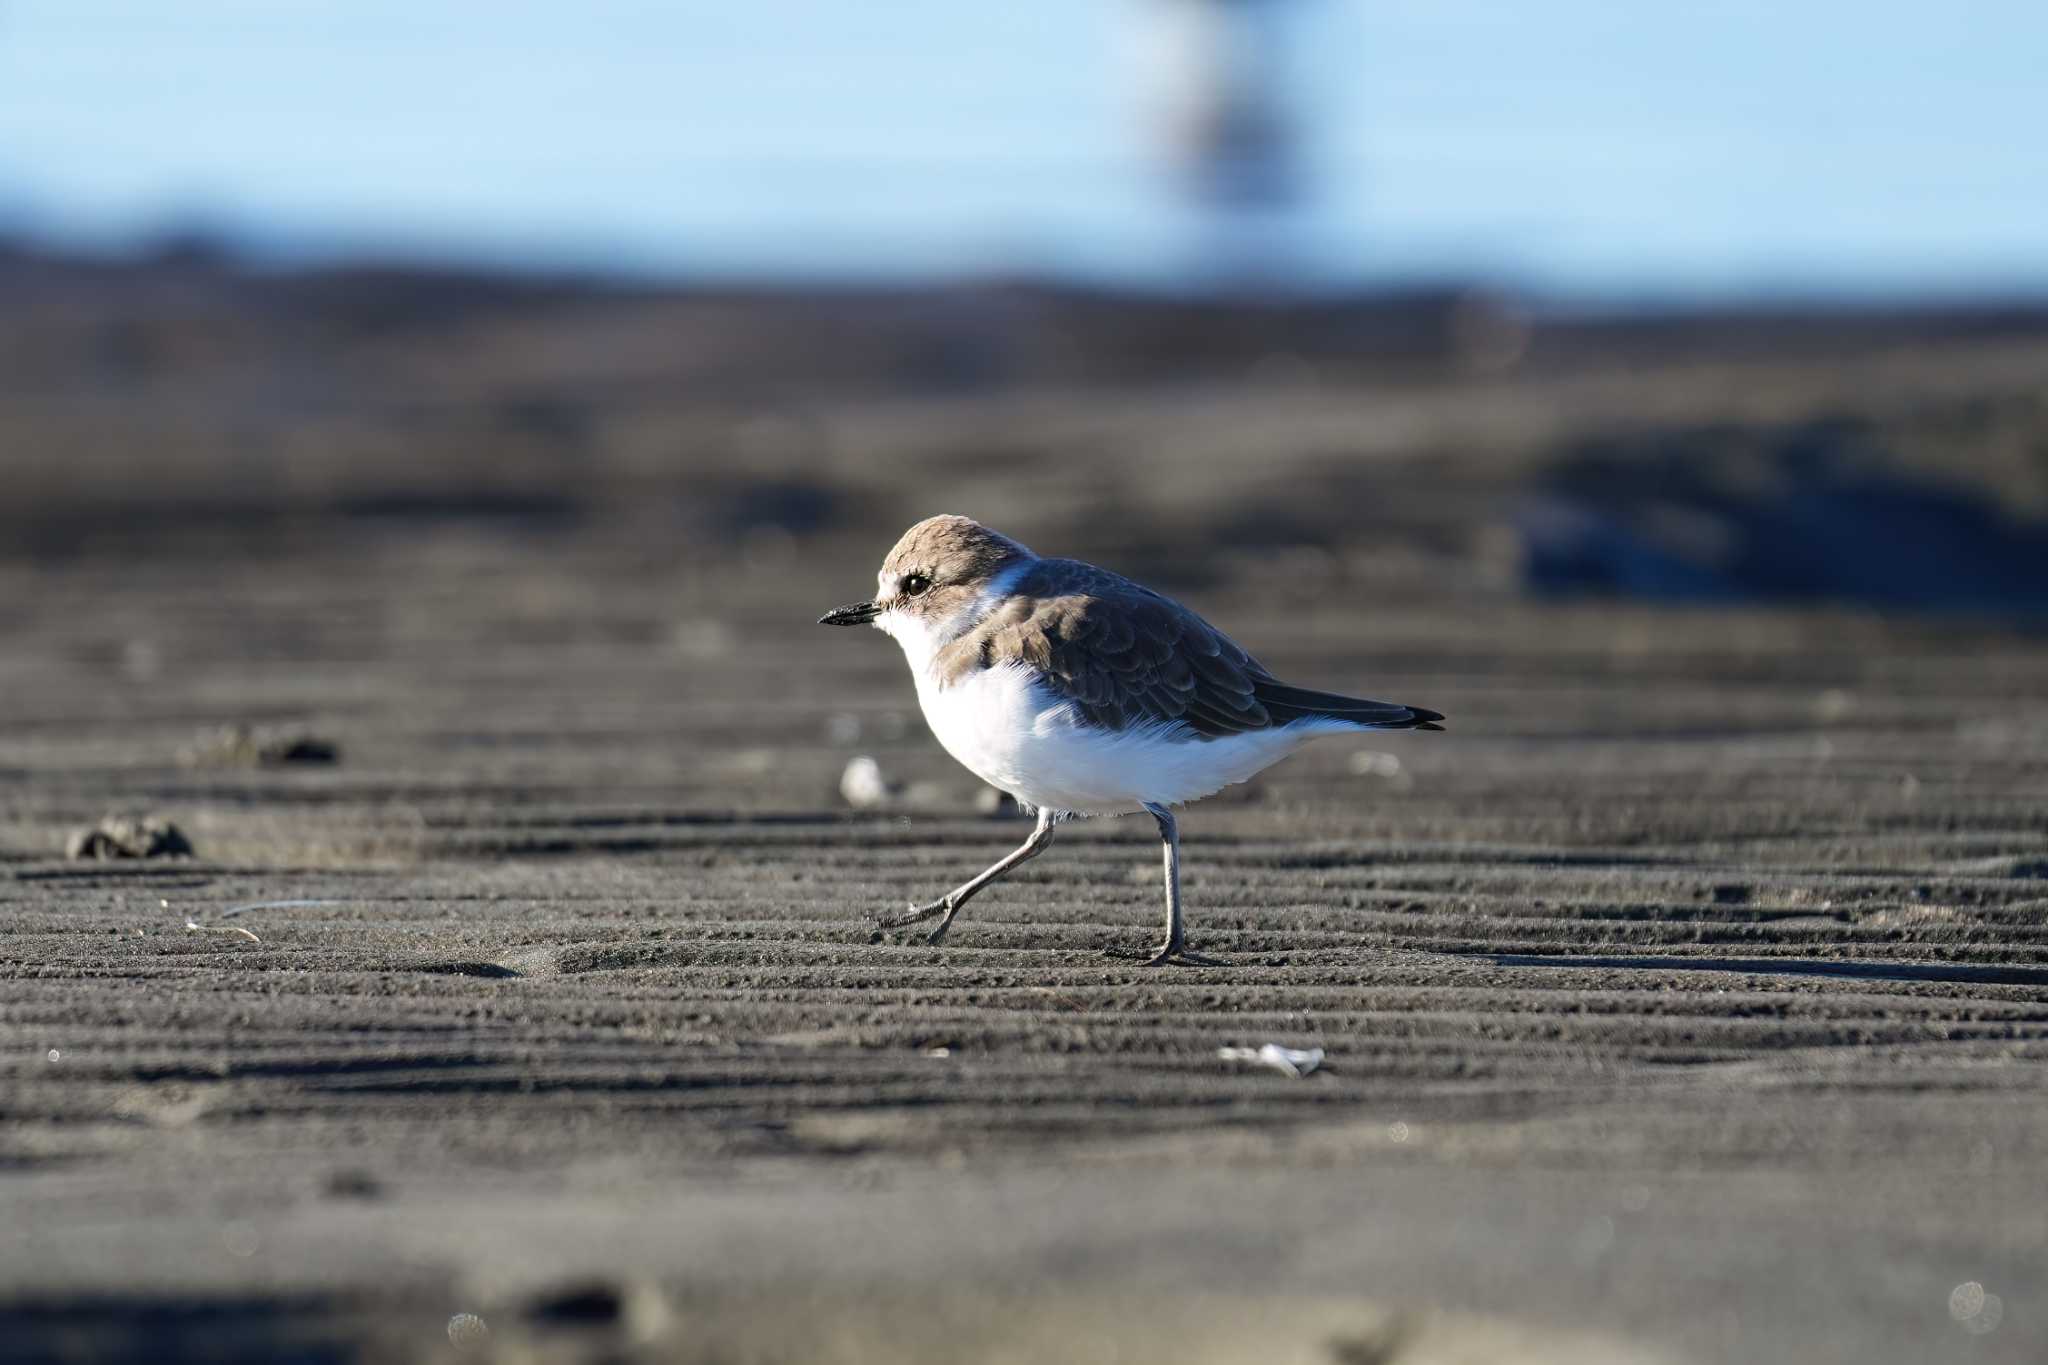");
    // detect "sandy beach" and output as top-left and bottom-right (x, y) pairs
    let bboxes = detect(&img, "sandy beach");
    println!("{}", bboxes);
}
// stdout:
(3, 261), (2046, 1362)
